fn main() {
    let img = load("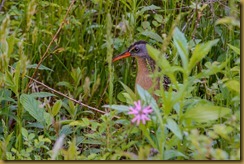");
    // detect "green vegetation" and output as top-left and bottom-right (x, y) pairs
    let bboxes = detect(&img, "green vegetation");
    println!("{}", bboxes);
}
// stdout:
(0, 0), (240, 160)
